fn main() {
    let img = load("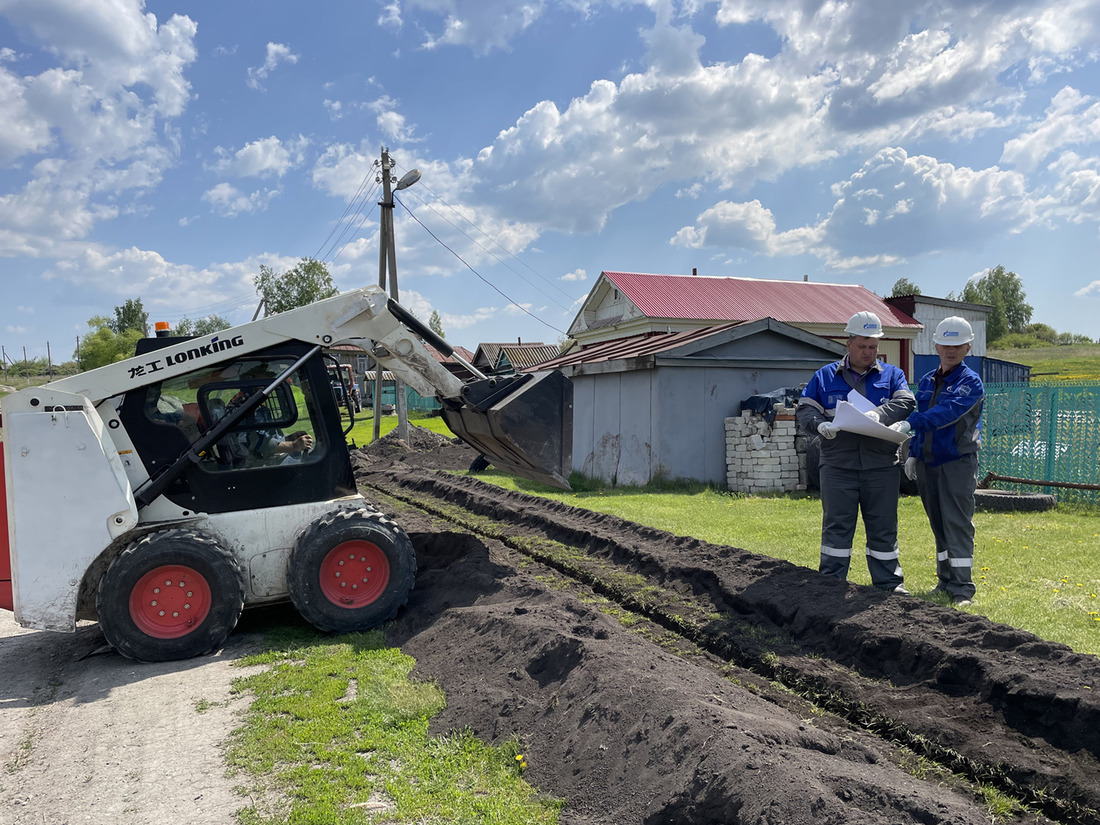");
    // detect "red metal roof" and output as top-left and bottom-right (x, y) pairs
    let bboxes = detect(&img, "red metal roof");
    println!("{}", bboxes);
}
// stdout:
(600, 272), (920, 329)
(425, 342), (475, 364)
